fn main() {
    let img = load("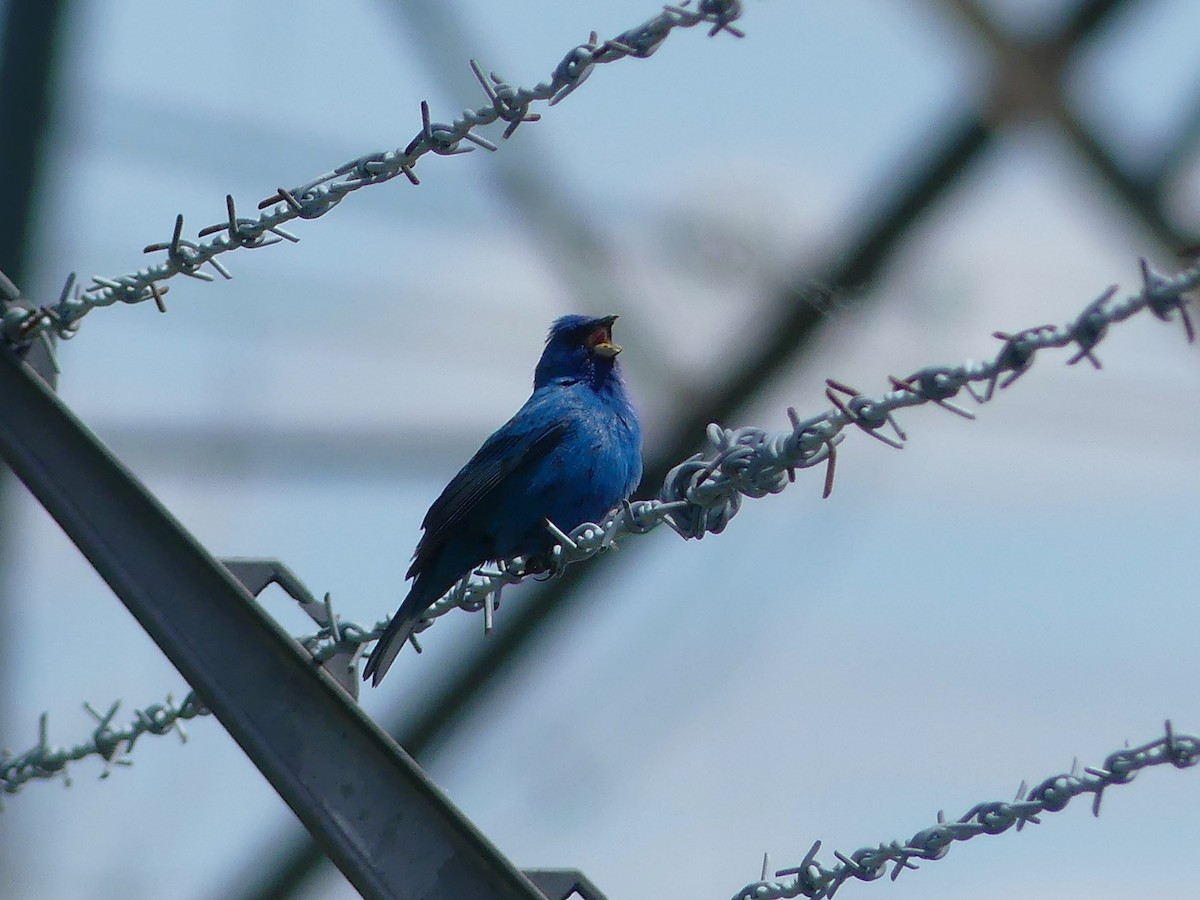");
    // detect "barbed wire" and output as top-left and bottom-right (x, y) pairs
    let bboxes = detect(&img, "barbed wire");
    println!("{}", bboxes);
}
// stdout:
(315, 258), (1200, 657)
(4, 255), (1197, 799)
(0, 0), (744, 350)
(731, 721), (1200, 900)
(1, 695), (205, 802)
